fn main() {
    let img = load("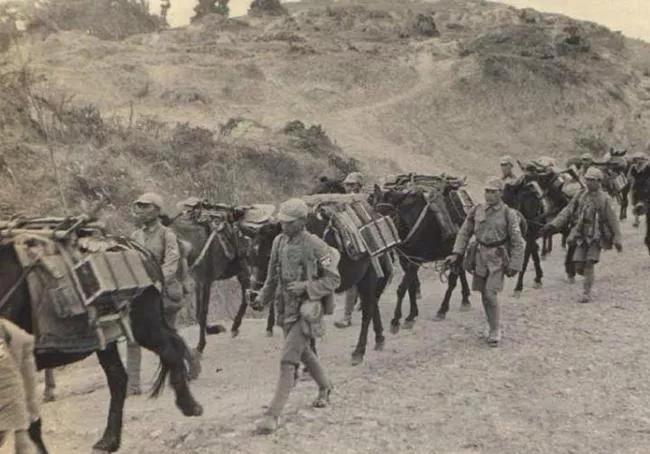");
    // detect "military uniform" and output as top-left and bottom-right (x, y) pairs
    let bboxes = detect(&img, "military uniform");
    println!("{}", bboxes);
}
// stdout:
(451, 177), (525, 346)
(254, 199), (340, 434)
(0, 319), (40, 453)
(547, 168), (622, 302)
